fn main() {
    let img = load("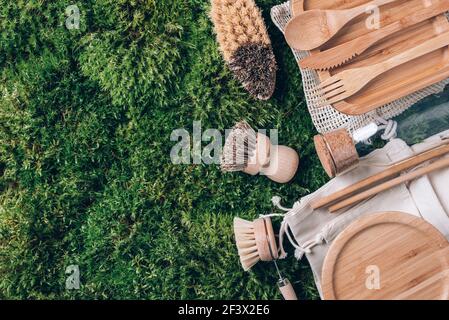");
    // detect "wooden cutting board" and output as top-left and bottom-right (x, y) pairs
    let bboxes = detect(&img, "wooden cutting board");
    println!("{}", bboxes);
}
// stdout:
(291, 0), (449, 115)
(322, 212), (449, 300)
